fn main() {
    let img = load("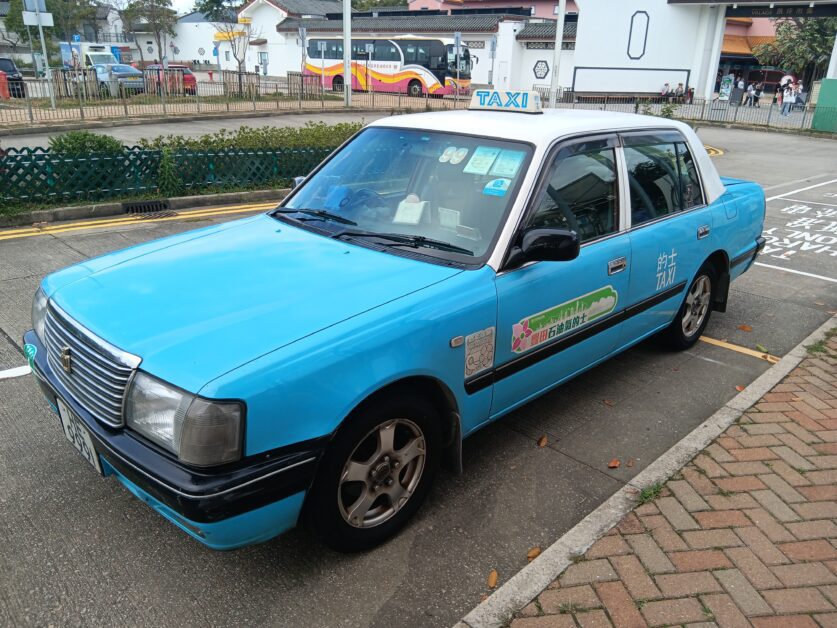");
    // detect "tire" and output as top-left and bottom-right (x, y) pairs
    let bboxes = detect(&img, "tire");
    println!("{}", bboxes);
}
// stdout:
(408, 80), (423, 98)
(332, 75), (344, 93)
(304, 390), (441, 552)
(664, 262), (716, 350)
